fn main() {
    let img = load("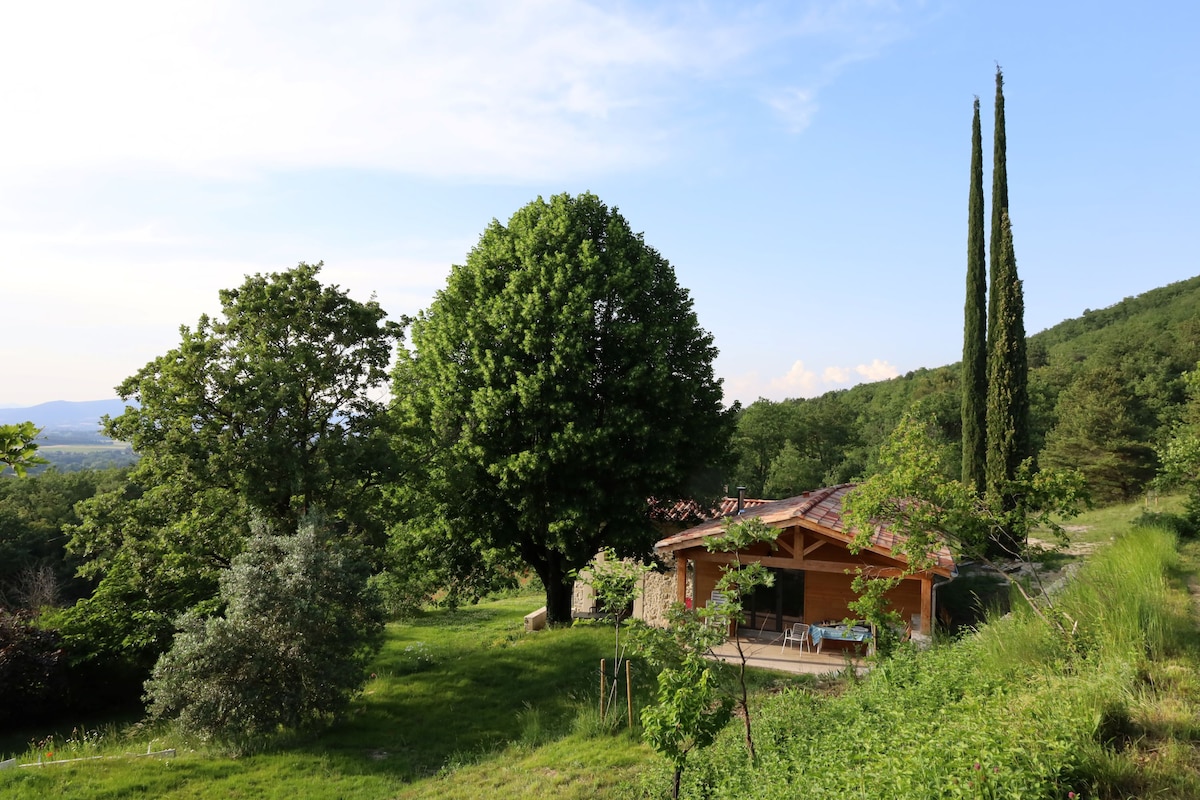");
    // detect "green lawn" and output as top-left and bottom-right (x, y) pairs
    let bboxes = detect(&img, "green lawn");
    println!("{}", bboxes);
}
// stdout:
(0, 595), (658, 799)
